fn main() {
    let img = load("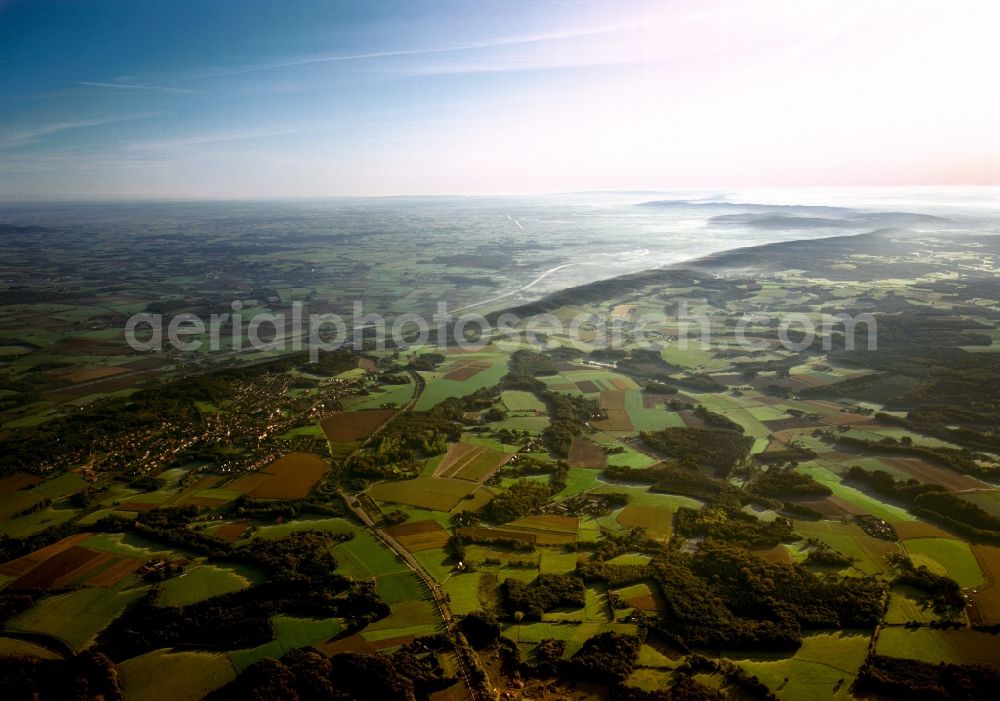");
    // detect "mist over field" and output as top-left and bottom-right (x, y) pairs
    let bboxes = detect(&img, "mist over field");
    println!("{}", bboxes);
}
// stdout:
(3, 189), (997, 313)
